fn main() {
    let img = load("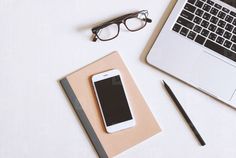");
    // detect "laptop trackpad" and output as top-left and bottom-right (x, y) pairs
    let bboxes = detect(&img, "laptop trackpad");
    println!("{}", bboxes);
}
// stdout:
(192, 52), (236, 100)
